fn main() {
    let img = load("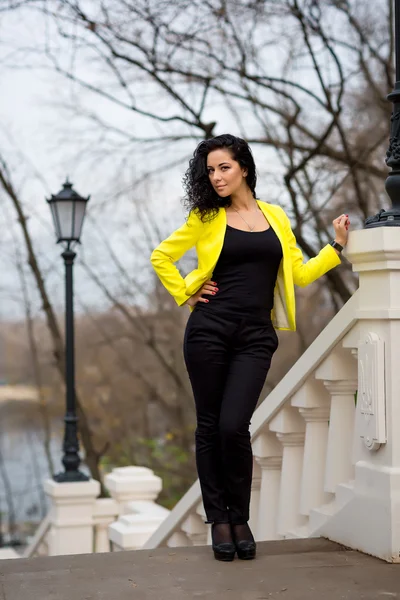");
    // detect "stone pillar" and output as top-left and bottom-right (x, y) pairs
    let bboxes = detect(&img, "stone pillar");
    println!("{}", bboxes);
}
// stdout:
(316, 228), (400, 561)
(44, 479), (100, 556)
(292, 381), (332, 515)
(93, 498), (119, 553)
(105, 466), (170, 551)
(315, 350), (357, 494)
(253, 432), (282, 541)
(269, 407), (306, 536)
